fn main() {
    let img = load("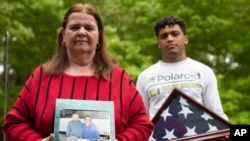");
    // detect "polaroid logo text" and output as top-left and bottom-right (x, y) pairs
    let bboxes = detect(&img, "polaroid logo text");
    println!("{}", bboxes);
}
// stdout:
(156, 73), (201, 83)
